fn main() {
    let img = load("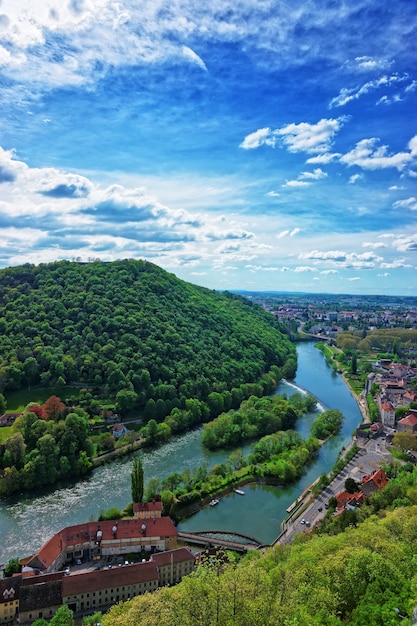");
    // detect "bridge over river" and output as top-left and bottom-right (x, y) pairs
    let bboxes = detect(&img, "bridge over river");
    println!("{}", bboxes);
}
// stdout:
(177, 530), (263, 552)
